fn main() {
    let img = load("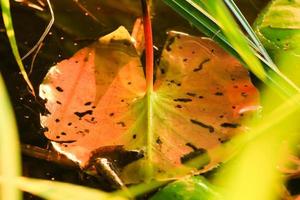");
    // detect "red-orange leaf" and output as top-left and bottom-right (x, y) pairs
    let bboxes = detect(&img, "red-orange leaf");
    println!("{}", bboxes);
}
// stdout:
(40, 27), (259, 183)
